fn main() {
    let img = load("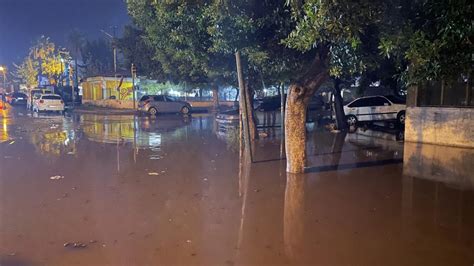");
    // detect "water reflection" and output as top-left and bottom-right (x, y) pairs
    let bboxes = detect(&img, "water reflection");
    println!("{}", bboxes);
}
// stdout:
(81, 115), (190, 148)
(1, 114), (8, 143)
(283, 173), (305, 262)
(403, 142), (474, 189)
